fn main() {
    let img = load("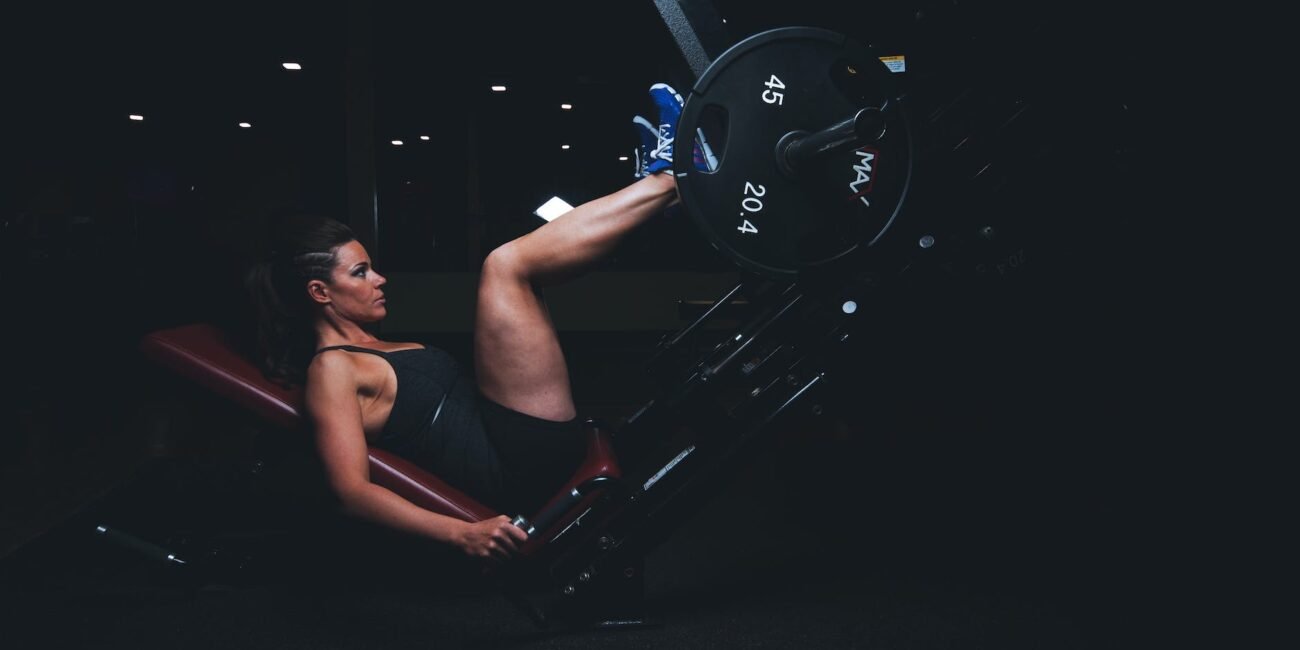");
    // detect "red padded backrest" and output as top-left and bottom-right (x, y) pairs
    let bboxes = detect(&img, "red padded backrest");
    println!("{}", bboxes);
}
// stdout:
(139, 323), (621, 529)
(140, 323), (302, 432)
(139, 323), (496, 521)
